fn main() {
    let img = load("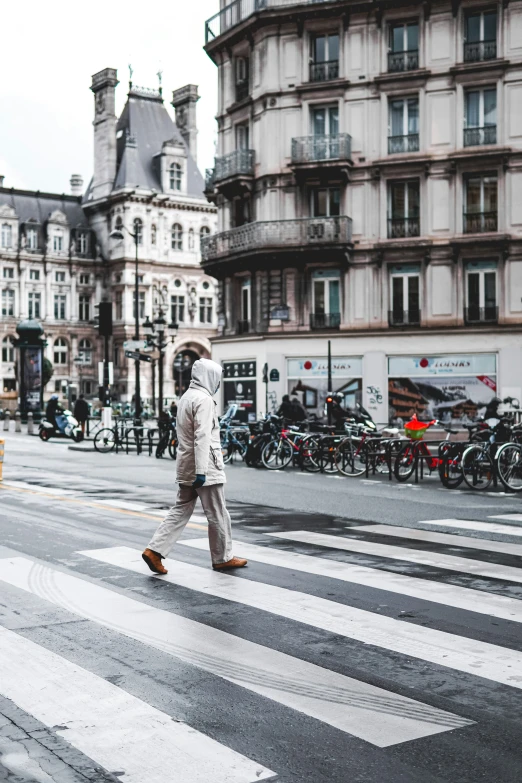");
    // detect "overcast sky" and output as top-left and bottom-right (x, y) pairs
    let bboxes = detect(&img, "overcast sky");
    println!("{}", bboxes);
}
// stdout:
(0, 0), (219, 194)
